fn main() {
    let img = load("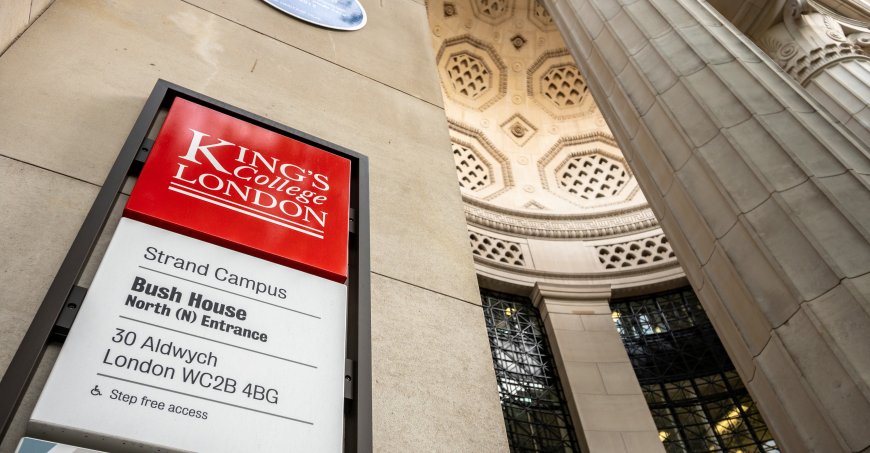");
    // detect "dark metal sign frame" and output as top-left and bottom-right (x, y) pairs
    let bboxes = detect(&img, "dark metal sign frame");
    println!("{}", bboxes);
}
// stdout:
(0, 79), (372, 452)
